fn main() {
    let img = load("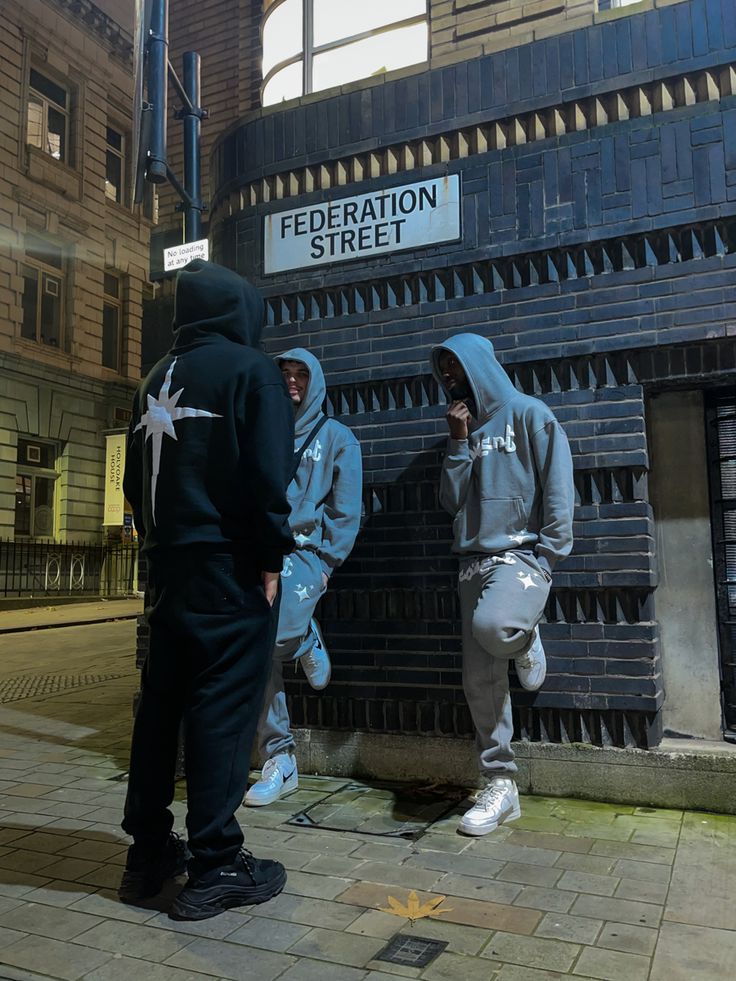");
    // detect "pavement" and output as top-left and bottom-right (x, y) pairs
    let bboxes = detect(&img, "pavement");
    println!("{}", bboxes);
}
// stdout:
(0, 611), (734, 981)
(0, 599), (143, 635)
